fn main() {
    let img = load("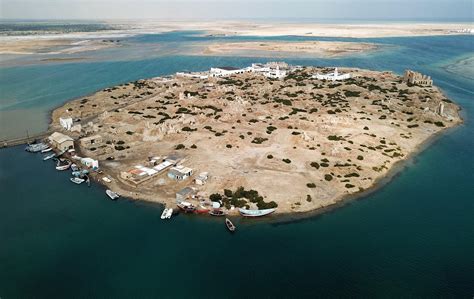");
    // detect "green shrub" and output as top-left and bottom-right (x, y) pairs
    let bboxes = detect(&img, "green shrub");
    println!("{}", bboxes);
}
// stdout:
(307, 183), (316, 188)
(282, 159), (291, 164)
(324, 174), (333, 181)
(175, 144), (185, 150)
